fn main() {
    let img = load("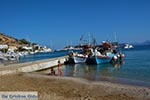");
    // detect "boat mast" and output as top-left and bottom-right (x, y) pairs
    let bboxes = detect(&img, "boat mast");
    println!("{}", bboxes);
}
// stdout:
(114, 32), (117, 42)
(80, 34), (83, 46)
